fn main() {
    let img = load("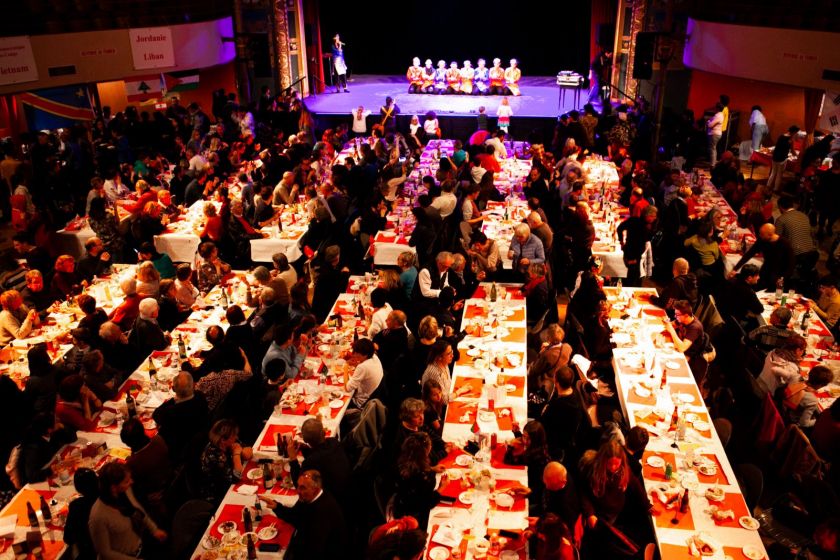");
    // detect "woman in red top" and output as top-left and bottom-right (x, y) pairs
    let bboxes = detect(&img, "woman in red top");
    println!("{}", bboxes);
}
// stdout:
(199, 202), (225, 243)
(126, 180), (157, 216)
(55, 374), (101, 432)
